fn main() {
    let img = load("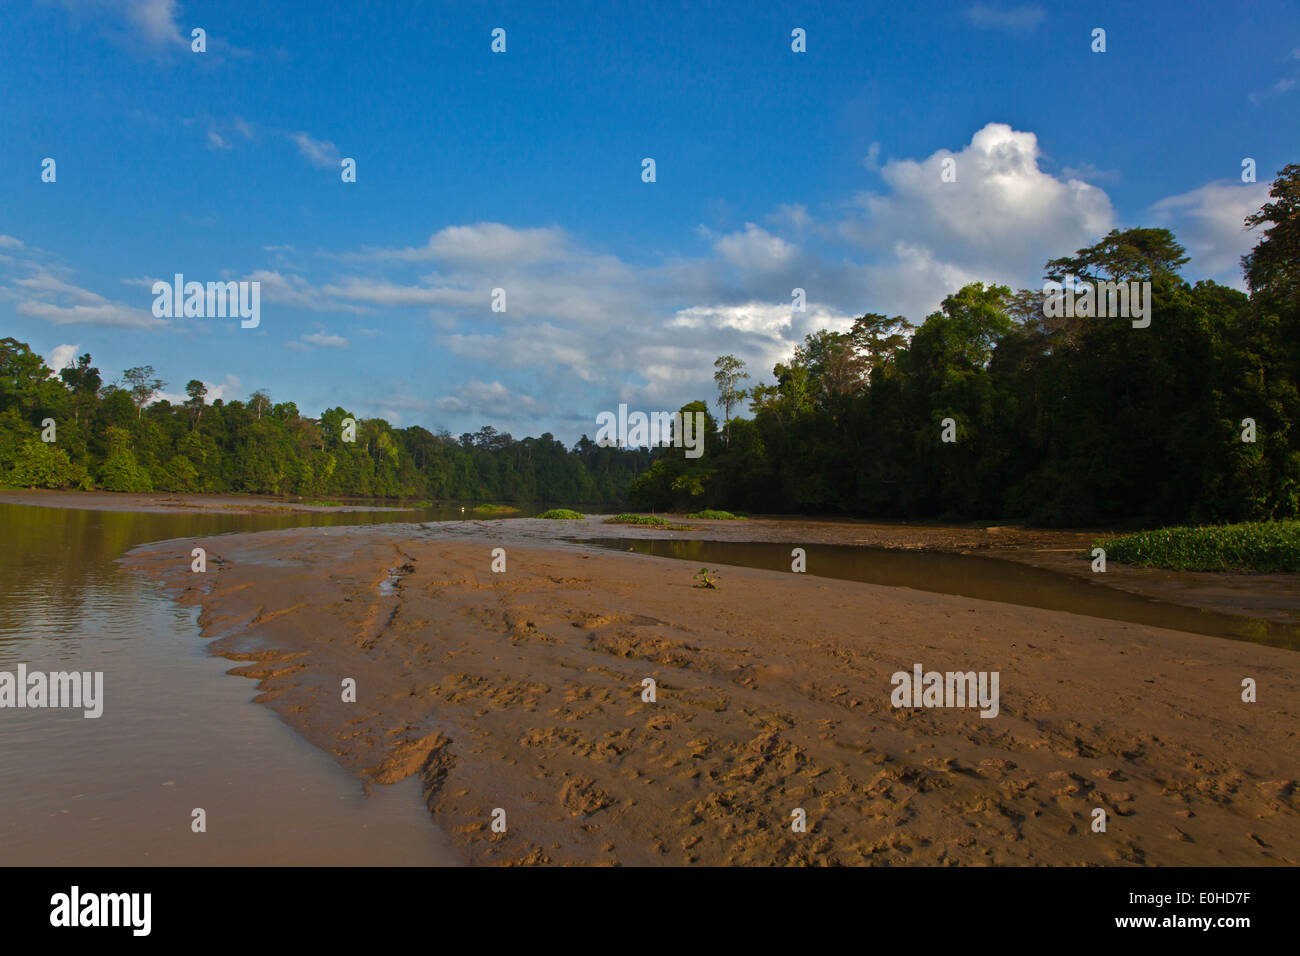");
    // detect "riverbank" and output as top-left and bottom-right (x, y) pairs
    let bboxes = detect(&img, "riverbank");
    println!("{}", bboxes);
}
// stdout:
(0, 489), (419, 515)
(122, 522), (1300, 866)
(8, 487), (1294, 624)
